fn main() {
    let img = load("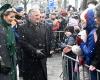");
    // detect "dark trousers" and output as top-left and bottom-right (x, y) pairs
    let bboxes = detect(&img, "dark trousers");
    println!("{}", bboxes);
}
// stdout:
(41, 58), (47, 80)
